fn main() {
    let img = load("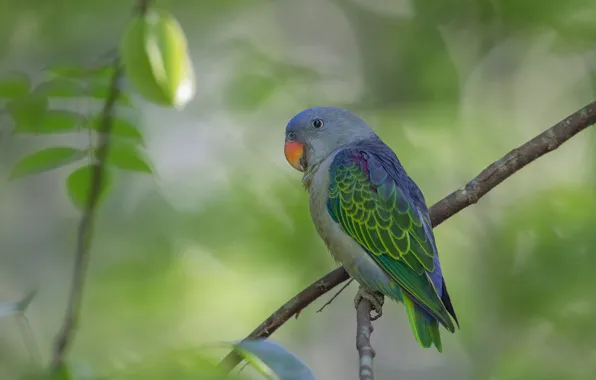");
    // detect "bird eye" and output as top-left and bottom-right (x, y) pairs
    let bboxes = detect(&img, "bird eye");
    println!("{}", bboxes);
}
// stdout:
(311, 118), (324, 129)
(286, 131), (296, 141)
